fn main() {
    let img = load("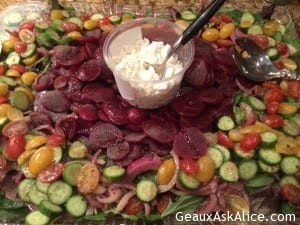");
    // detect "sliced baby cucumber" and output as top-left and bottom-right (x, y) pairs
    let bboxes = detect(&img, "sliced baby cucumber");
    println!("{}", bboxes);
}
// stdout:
(62, 161), (83, 186)
(136, 179), (158, 202)
(25, 210), (50, 225)
(47, 180), (72, 205)
(217, 115), (235, 131)
(65, 195), (87, 217)
(10, 91), (30, 112)
(38, 200), (63, 218)
(178, 170), (200, 190)
(219, 161), (239, 182)
(103, 165), (125, 181)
